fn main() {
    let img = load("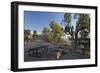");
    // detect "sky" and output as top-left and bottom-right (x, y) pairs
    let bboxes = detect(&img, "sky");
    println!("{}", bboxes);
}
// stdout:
(24, 11), (77, 34)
